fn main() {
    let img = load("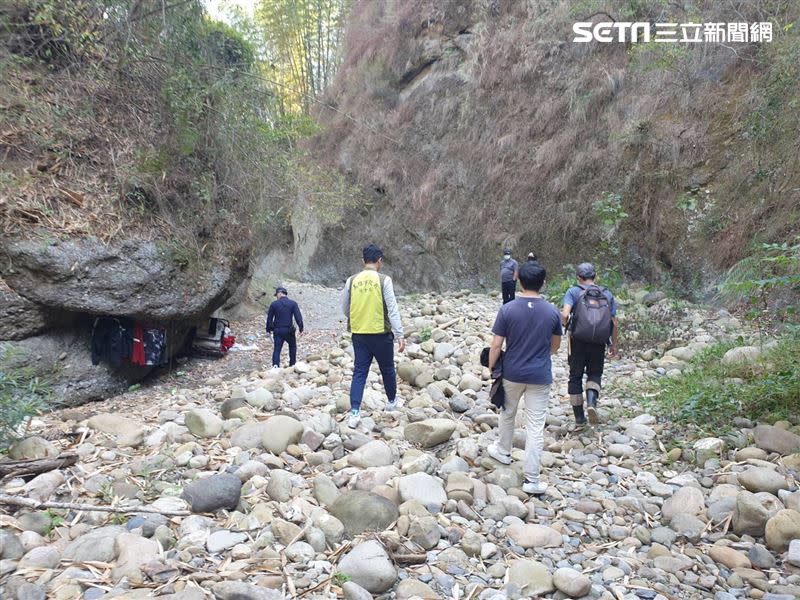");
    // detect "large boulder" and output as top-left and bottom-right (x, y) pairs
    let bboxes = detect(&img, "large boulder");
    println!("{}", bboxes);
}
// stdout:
(0, 285), (49, 340)
(0, 237), (247, 321)
(330, 490), (399, 537)
(337, 540), (397, 593)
